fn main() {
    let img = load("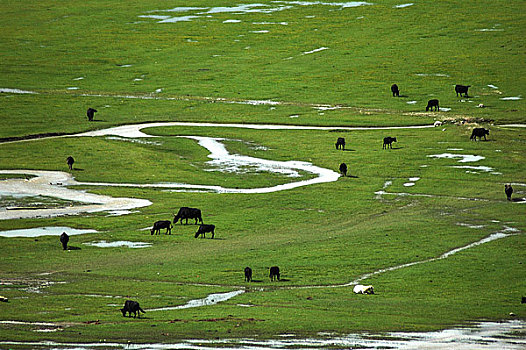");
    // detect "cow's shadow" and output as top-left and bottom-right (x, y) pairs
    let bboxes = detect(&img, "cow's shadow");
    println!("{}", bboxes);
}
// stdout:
(67, 246), (82, 250)
(511, 198), (526, 203)
(277, 278), (291, 282)
(341, 149), (356, 152)
(72, 168), (84, 171)
(342, 175), (359, 178)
